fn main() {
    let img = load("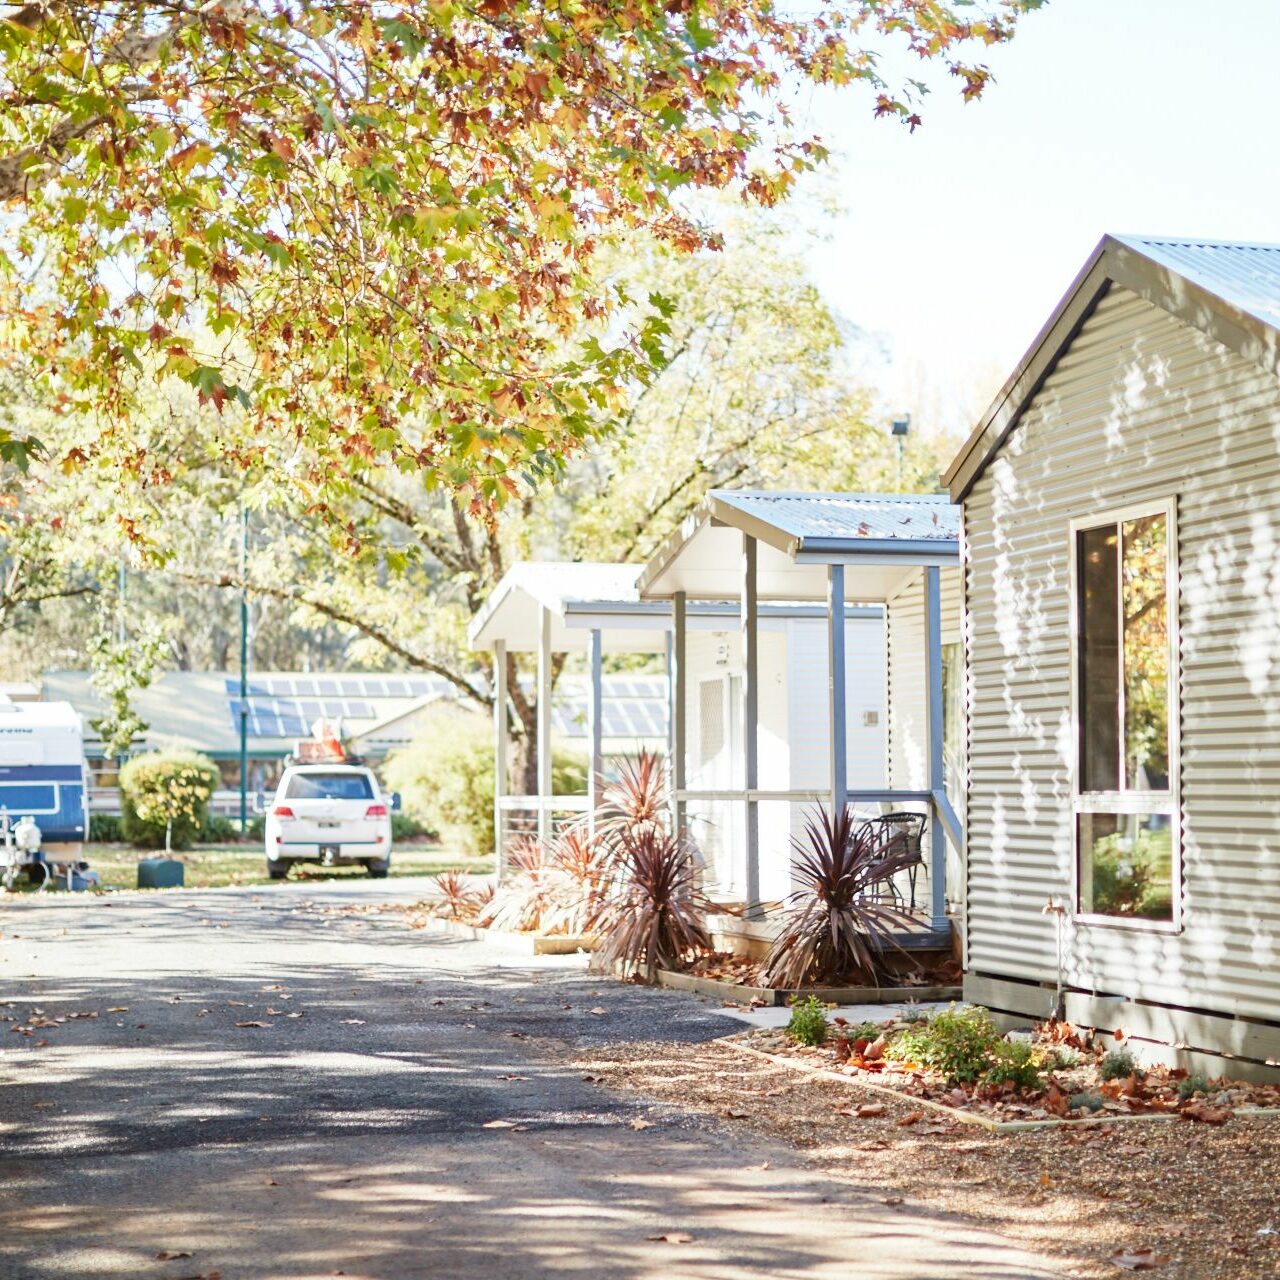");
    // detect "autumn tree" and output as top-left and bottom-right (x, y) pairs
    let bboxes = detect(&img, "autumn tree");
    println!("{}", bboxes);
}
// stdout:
(0, 0), (1040, 496)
